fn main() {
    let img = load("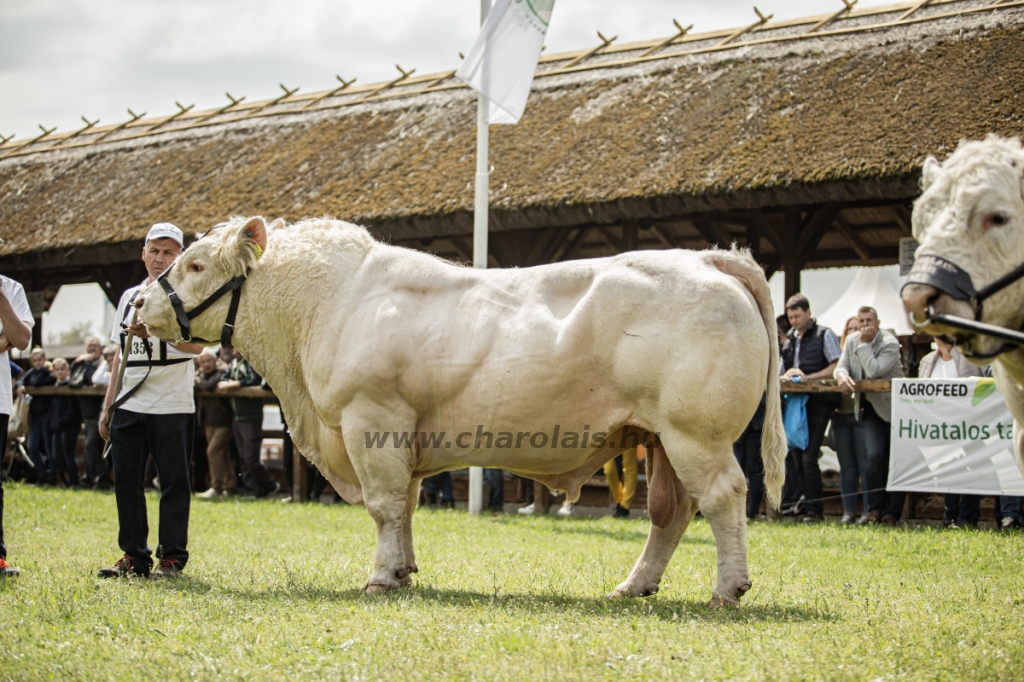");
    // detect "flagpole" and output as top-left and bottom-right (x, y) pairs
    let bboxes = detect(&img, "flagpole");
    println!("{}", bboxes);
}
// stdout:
(467, 0), (490, 516)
